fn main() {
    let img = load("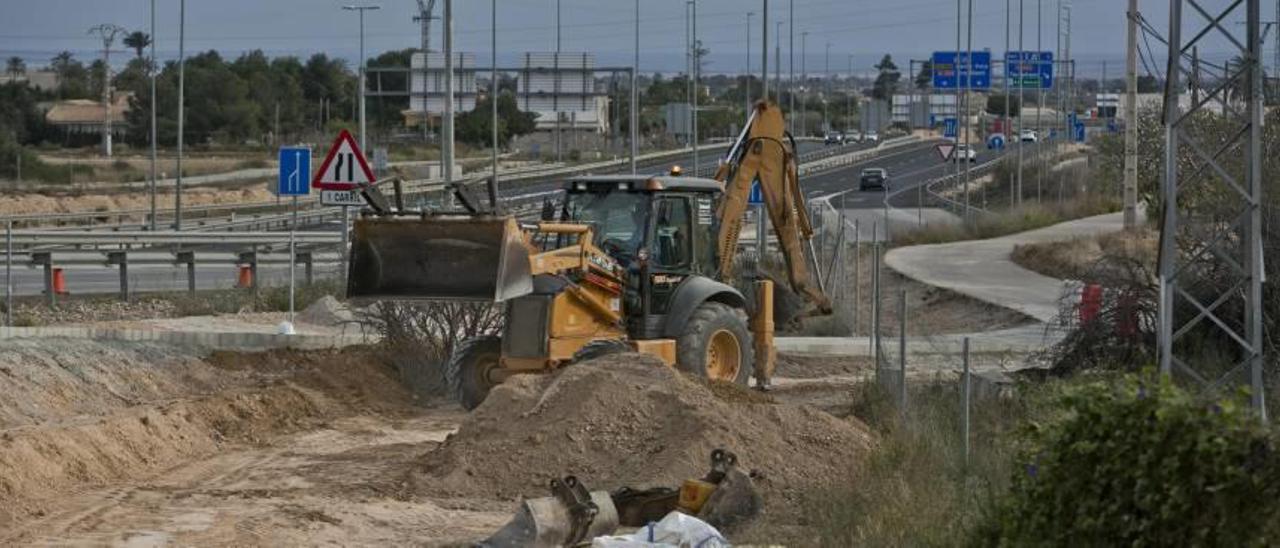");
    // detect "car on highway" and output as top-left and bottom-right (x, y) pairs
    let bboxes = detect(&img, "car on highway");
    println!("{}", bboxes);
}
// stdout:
(824, 131), (845, 145)
(859, 167), (890, 191)
(864, 131), (880, 143)
(949, 144), (978, 162)
(1020, 129), (1039, 143)
(846, 130), (863, 142)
